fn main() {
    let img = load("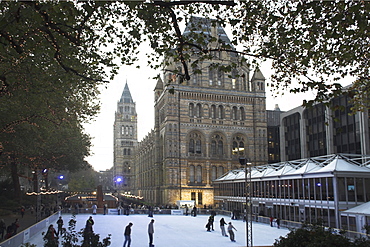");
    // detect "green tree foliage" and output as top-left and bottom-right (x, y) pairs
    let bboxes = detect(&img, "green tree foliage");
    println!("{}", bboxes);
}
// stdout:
(274, 222), (370, 247)
(1, 1), (368, 196)
(68, 165), (99, 192)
